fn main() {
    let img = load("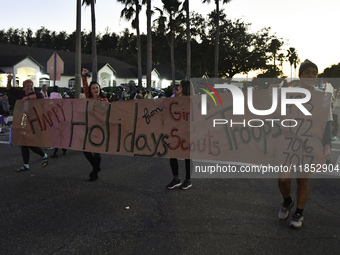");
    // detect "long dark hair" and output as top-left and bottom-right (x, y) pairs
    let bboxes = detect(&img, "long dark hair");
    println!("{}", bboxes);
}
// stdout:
(89, 81), (105, 98)
(180, 79), (195, 96)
